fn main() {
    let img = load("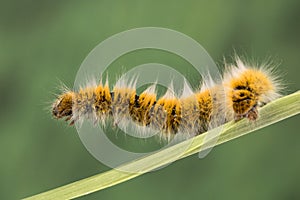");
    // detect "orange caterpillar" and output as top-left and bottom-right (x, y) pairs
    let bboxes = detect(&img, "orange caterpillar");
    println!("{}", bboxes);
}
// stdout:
(52, 58), (281, 137)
